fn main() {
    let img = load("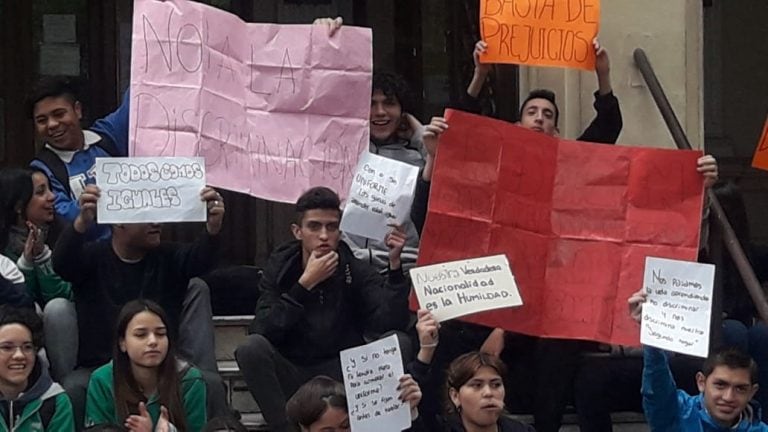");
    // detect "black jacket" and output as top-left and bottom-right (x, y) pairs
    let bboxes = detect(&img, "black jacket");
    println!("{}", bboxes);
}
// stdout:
(53, 225), (217, 367)
(249, 240), (410, 365)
